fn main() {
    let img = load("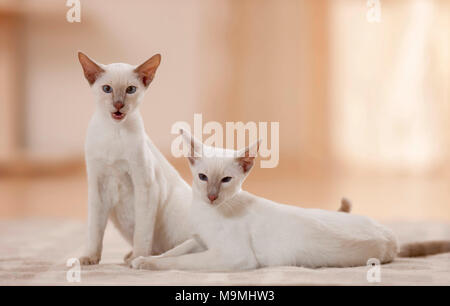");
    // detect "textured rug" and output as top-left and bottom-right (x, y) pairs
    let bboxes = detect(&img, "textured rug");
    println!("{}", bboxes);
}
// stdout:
(1, 219), (449, 285)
